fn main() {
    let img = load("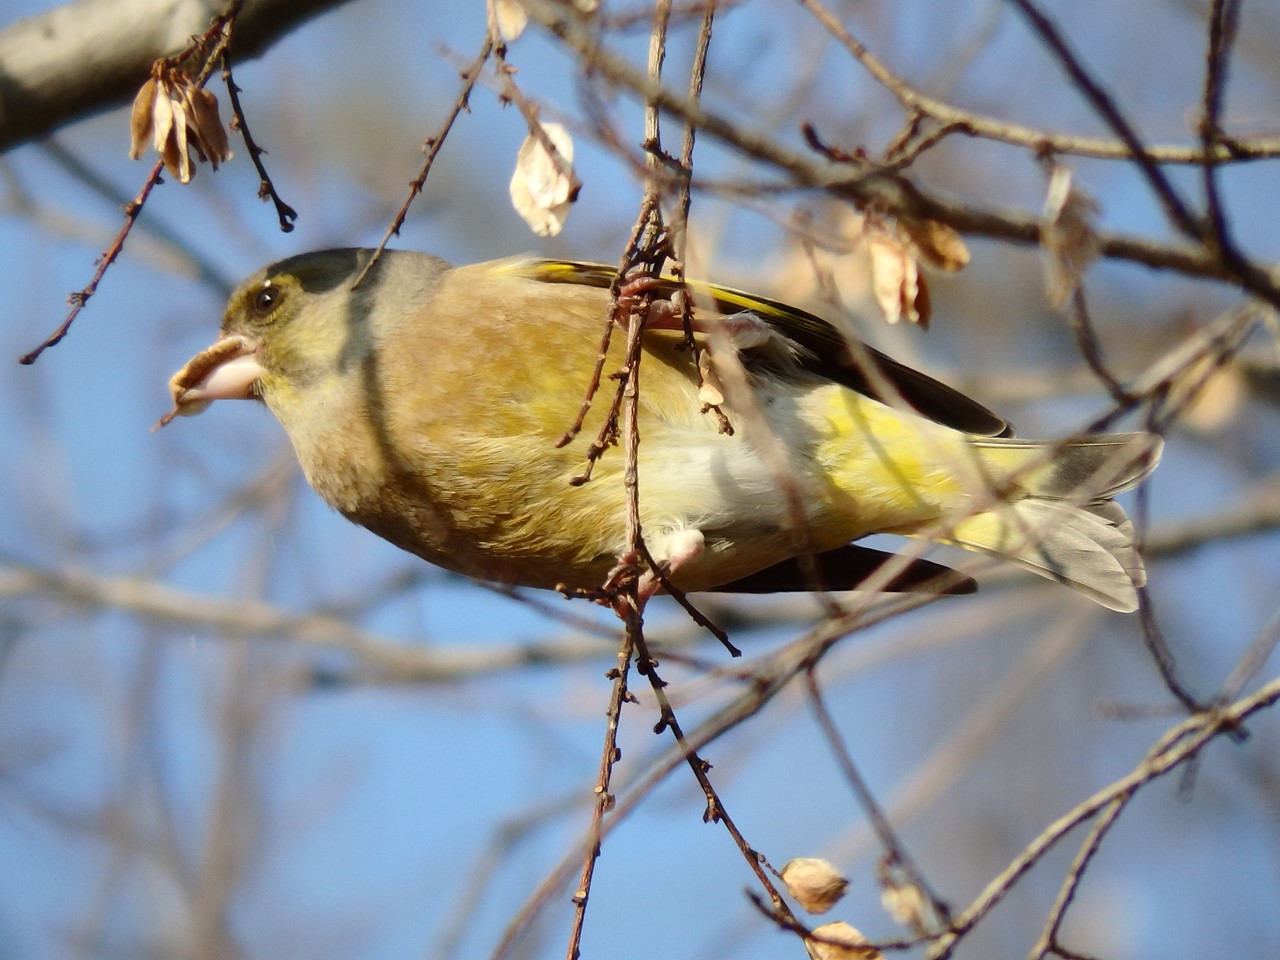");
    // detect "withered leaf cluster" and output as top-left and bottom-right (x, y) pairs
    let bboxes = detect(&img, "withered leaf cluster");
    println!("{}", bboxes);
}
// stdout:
(129, 67), (233, 184)
(867, 215), (970, 329)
